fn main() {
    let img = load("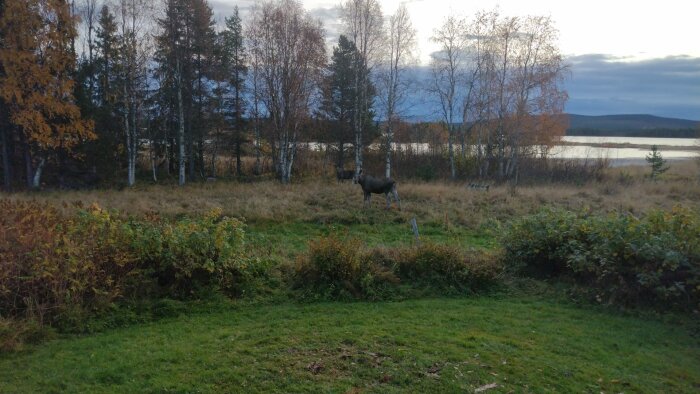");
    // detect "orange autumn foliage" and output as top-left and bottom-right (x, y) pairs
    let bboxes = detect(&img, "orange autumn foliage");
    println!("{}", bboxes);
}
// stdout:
(0, 0), (94, 151)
